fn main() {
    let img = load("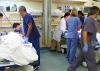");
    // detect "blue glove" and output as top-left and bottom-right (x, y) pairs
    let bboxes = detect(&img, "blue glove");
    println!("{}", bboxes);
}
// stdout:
(63, 31), (68, 38)
(82, 44), (88, 53)
(24, 37), (28, 44)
